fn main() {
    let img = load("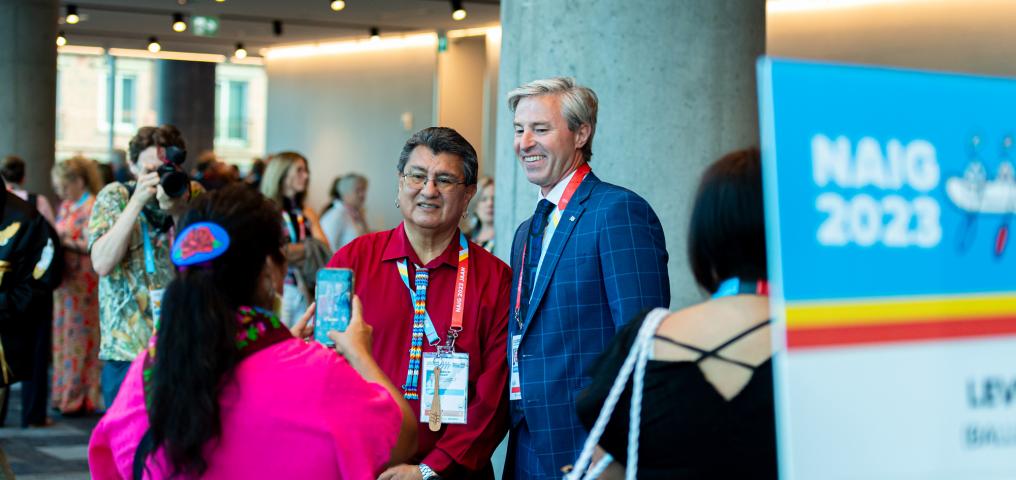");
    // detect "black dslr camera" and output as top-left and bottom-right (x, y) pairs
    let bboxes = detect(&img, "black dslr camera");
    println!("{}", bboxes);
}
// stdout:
(158, 145), (190, 198)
